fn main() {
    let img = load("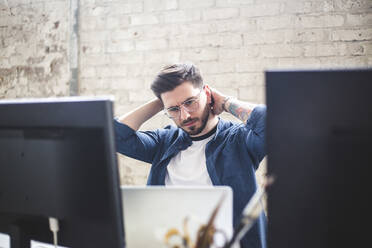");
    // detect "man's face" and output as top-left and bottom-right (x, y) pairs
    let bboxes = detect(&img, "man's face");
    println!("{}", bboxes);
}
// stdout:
(161, 82), (211, 136)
